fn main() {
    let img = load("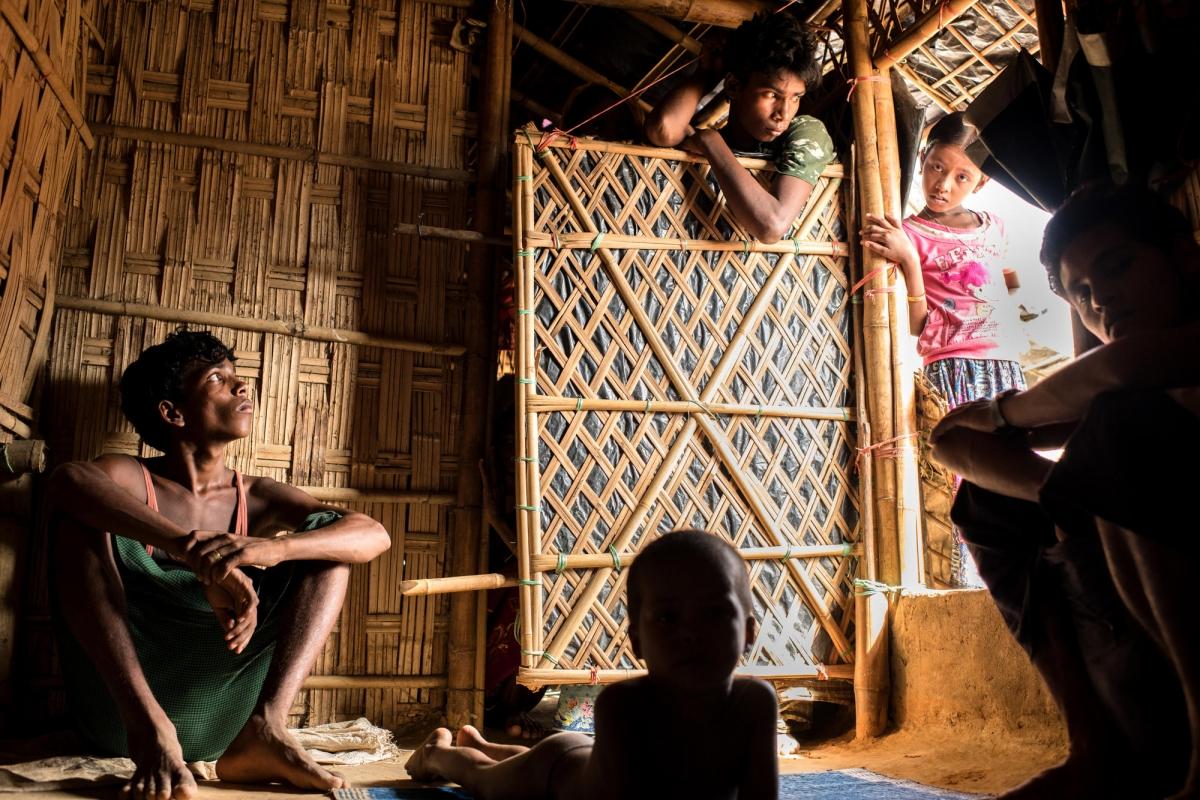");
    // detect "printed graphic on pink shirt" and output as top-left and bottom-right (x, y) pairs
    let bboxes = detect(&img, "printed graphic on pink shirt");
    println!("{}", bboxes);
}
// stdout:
(902, 213), (1014, 365)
